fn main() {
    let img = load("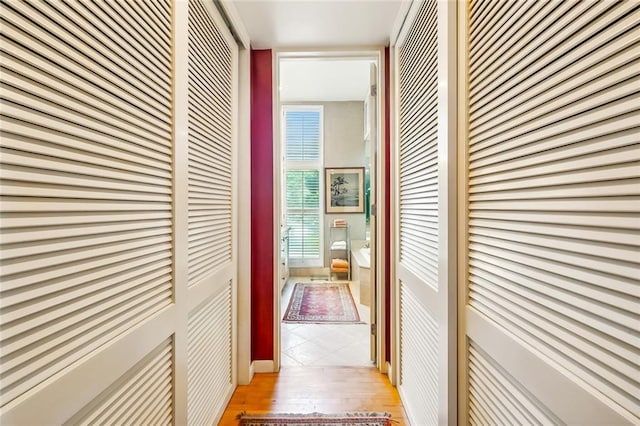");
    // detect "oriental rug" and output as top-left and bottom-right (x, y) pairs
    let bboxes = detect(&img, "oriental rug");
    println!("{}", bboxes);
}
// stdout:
(237, 412), (394, 426)
(282, 283), (361, 324)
